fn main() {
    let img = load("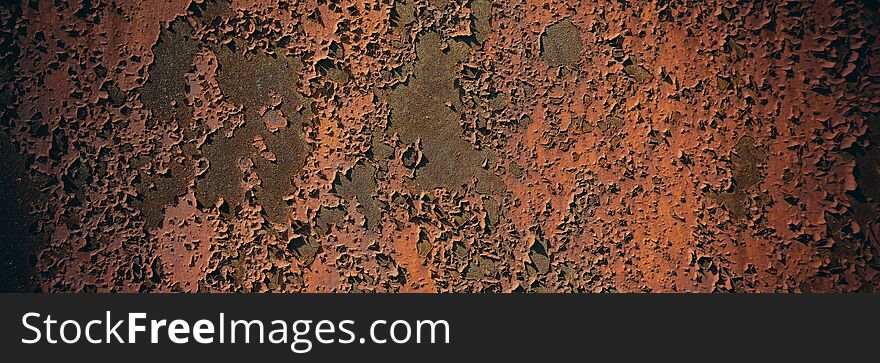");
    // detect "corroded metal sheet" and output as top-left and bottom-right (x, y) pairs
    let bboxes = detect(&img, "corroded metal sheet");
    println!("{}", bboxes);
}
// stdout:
(1, 0), (879, 292)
